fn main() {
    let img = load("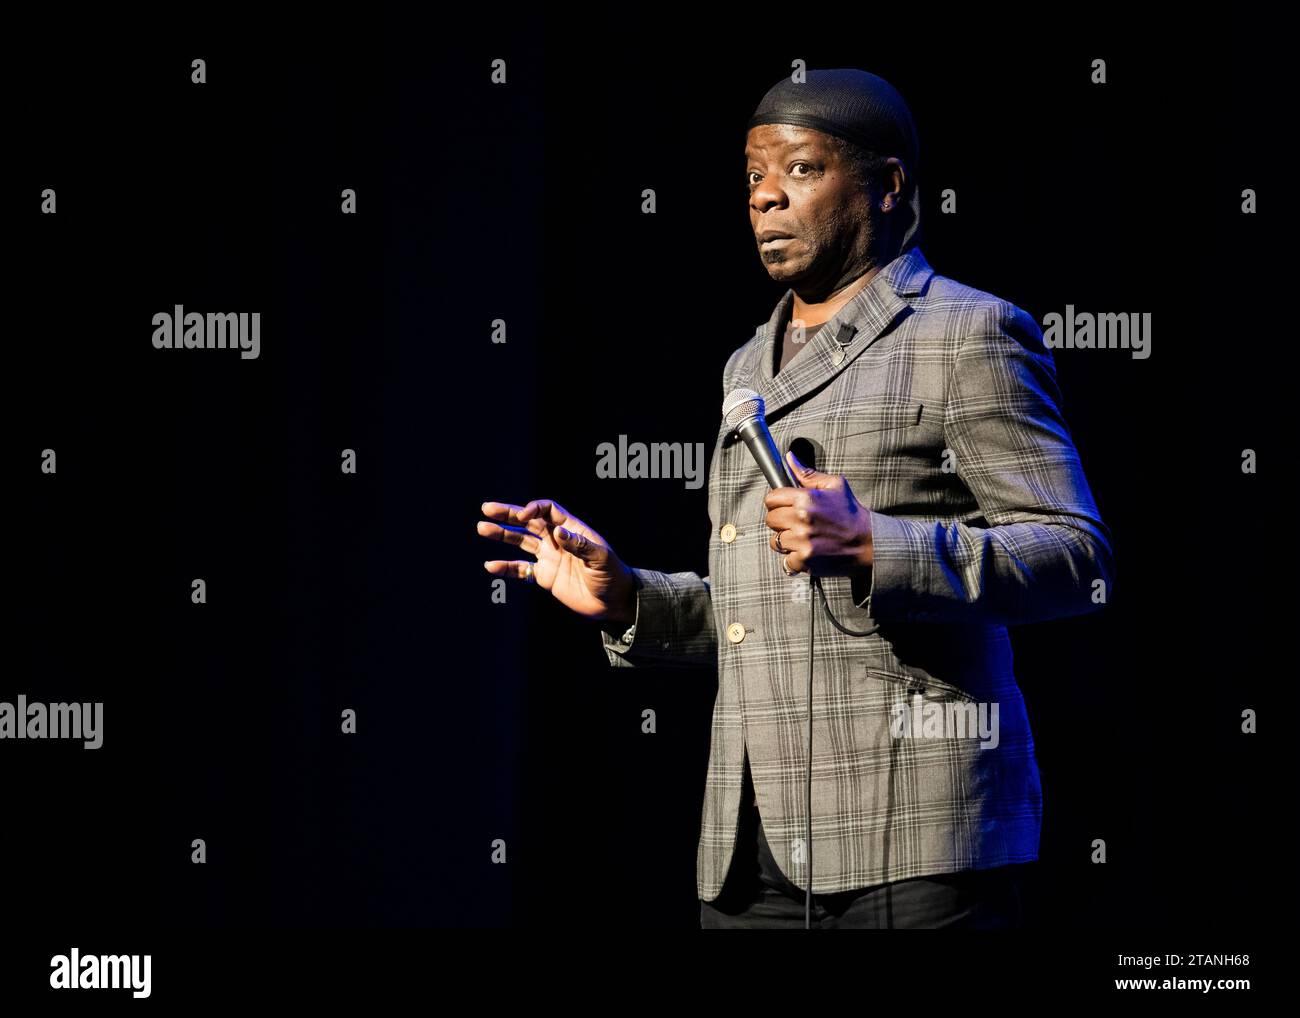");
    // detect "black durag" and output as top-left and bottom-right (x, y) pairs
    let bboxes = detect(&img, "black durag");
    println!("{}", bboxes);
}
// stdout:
(747, 68), (922, 253)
